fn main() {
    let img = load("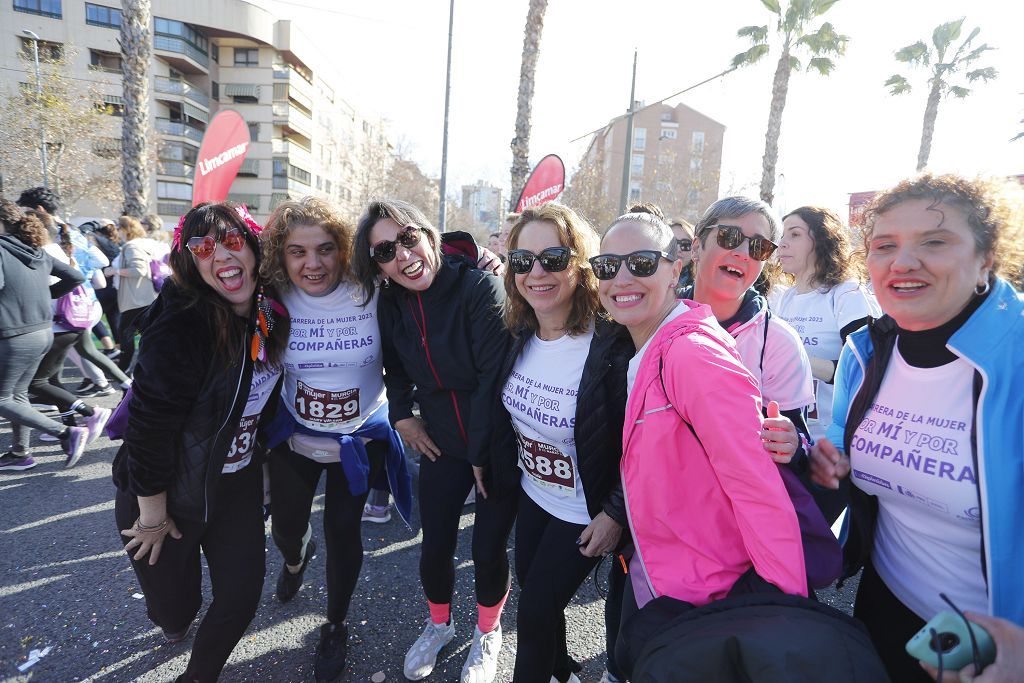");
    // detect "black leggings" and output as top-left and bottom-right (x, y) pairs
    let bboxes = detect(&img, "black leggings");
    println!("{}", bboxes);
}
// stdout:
(418, 454), (518, 608)
(269, 441), (385, 625)
(604, 550), (628, 681)
(117, 306), (146, 372)
(29, 330), (94, 416)
(854, 560), (931, 683)
(512, 491), (599, 683)
(115, 462), (265, 682)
